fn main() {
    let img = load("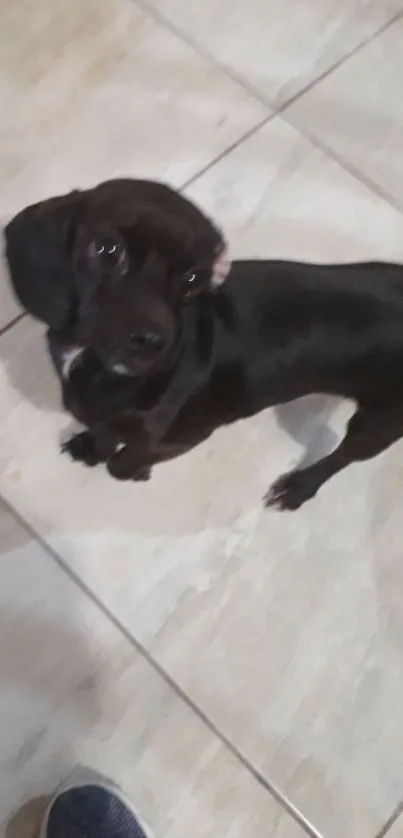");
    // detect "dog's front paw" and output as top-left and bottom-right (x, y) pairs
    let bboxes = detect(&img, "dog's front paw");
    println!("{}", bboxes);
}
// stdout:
(107, 448), (152, 482)
(131, 464), (152, 482)
(62, 431), (100, 467)
(264, 470), (318, 511)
